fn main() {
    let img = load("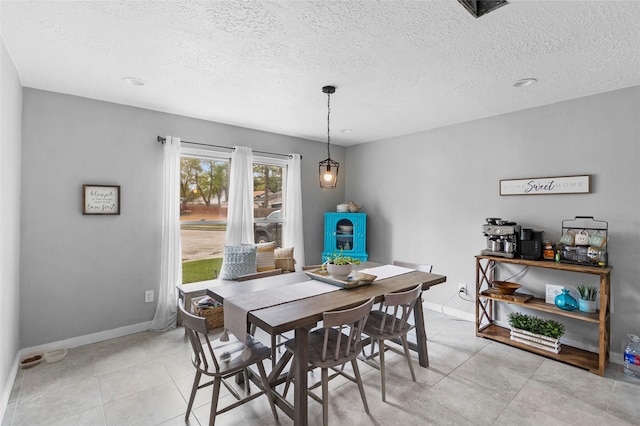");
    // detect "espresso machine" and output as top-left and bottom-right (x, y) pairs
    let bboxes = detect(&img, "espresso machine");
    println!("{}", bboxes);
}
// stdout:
(481, 218), (521, 258)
